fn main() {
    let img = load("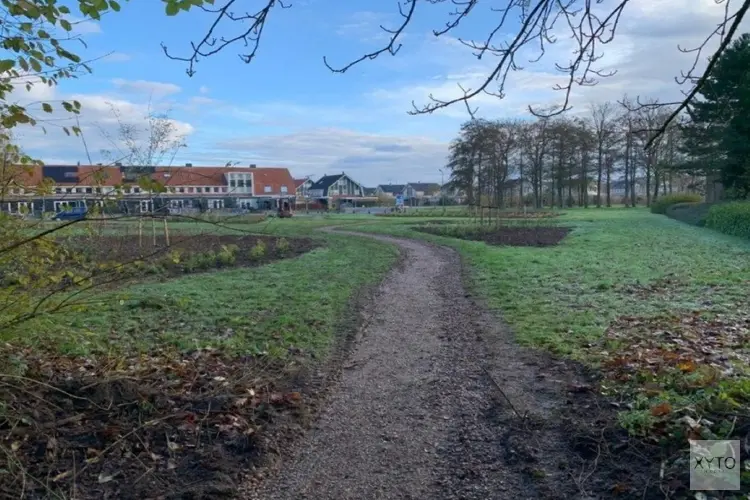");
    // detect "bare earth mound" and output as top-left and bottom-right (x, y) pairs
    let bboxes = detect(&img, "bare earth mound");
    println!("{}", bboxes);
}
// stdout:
(415, 225), (571, 247)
